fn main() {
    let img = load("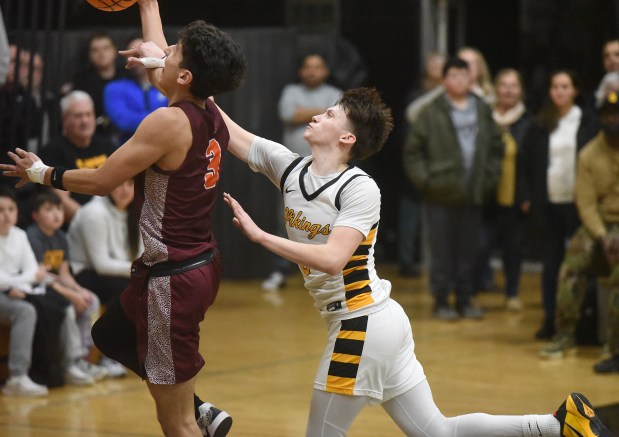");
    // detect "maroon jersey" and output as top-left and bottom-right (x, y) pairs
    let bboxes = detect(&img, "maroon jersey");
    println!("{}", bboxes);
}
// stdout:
(134, 99), (228, 265)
